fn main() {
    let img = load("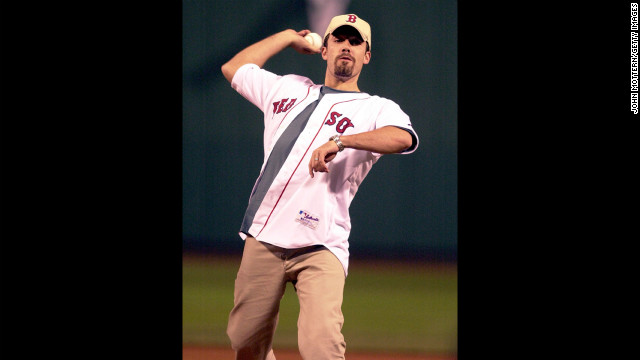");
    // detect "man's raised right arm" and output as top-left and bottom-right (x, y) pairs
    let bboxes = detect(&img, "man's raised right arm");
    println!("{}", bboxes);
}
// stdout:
(221, 29), (320, 83)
